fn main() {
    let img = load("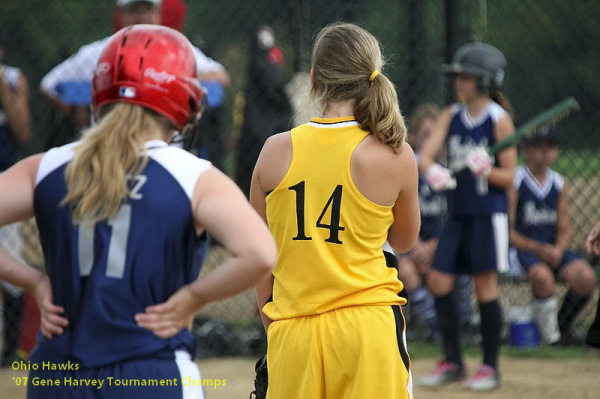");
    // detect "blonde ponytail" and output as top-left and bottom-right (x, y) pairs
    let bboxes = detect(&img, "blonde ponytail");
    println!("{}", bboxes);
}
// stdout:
(310, 22), (406, 152)
(354, 72), (406, 152)
(62, 103), (165, 224)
